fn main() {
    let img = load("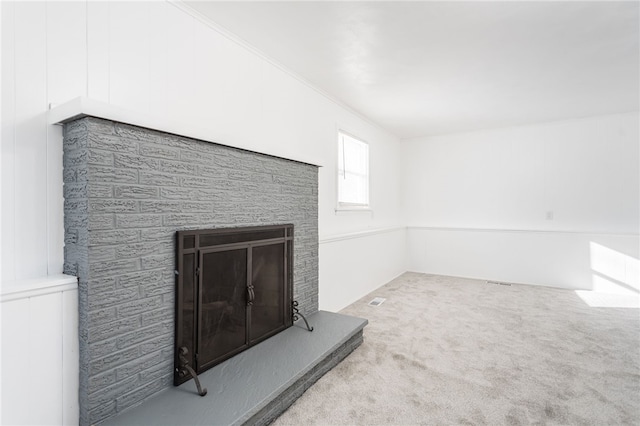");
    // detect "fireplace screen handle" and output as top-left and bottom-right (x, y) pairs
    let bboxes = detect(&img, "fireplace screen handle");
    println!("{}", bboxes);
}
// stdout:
(247, 285), (255, 306)
(177, 346), (207, 397)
